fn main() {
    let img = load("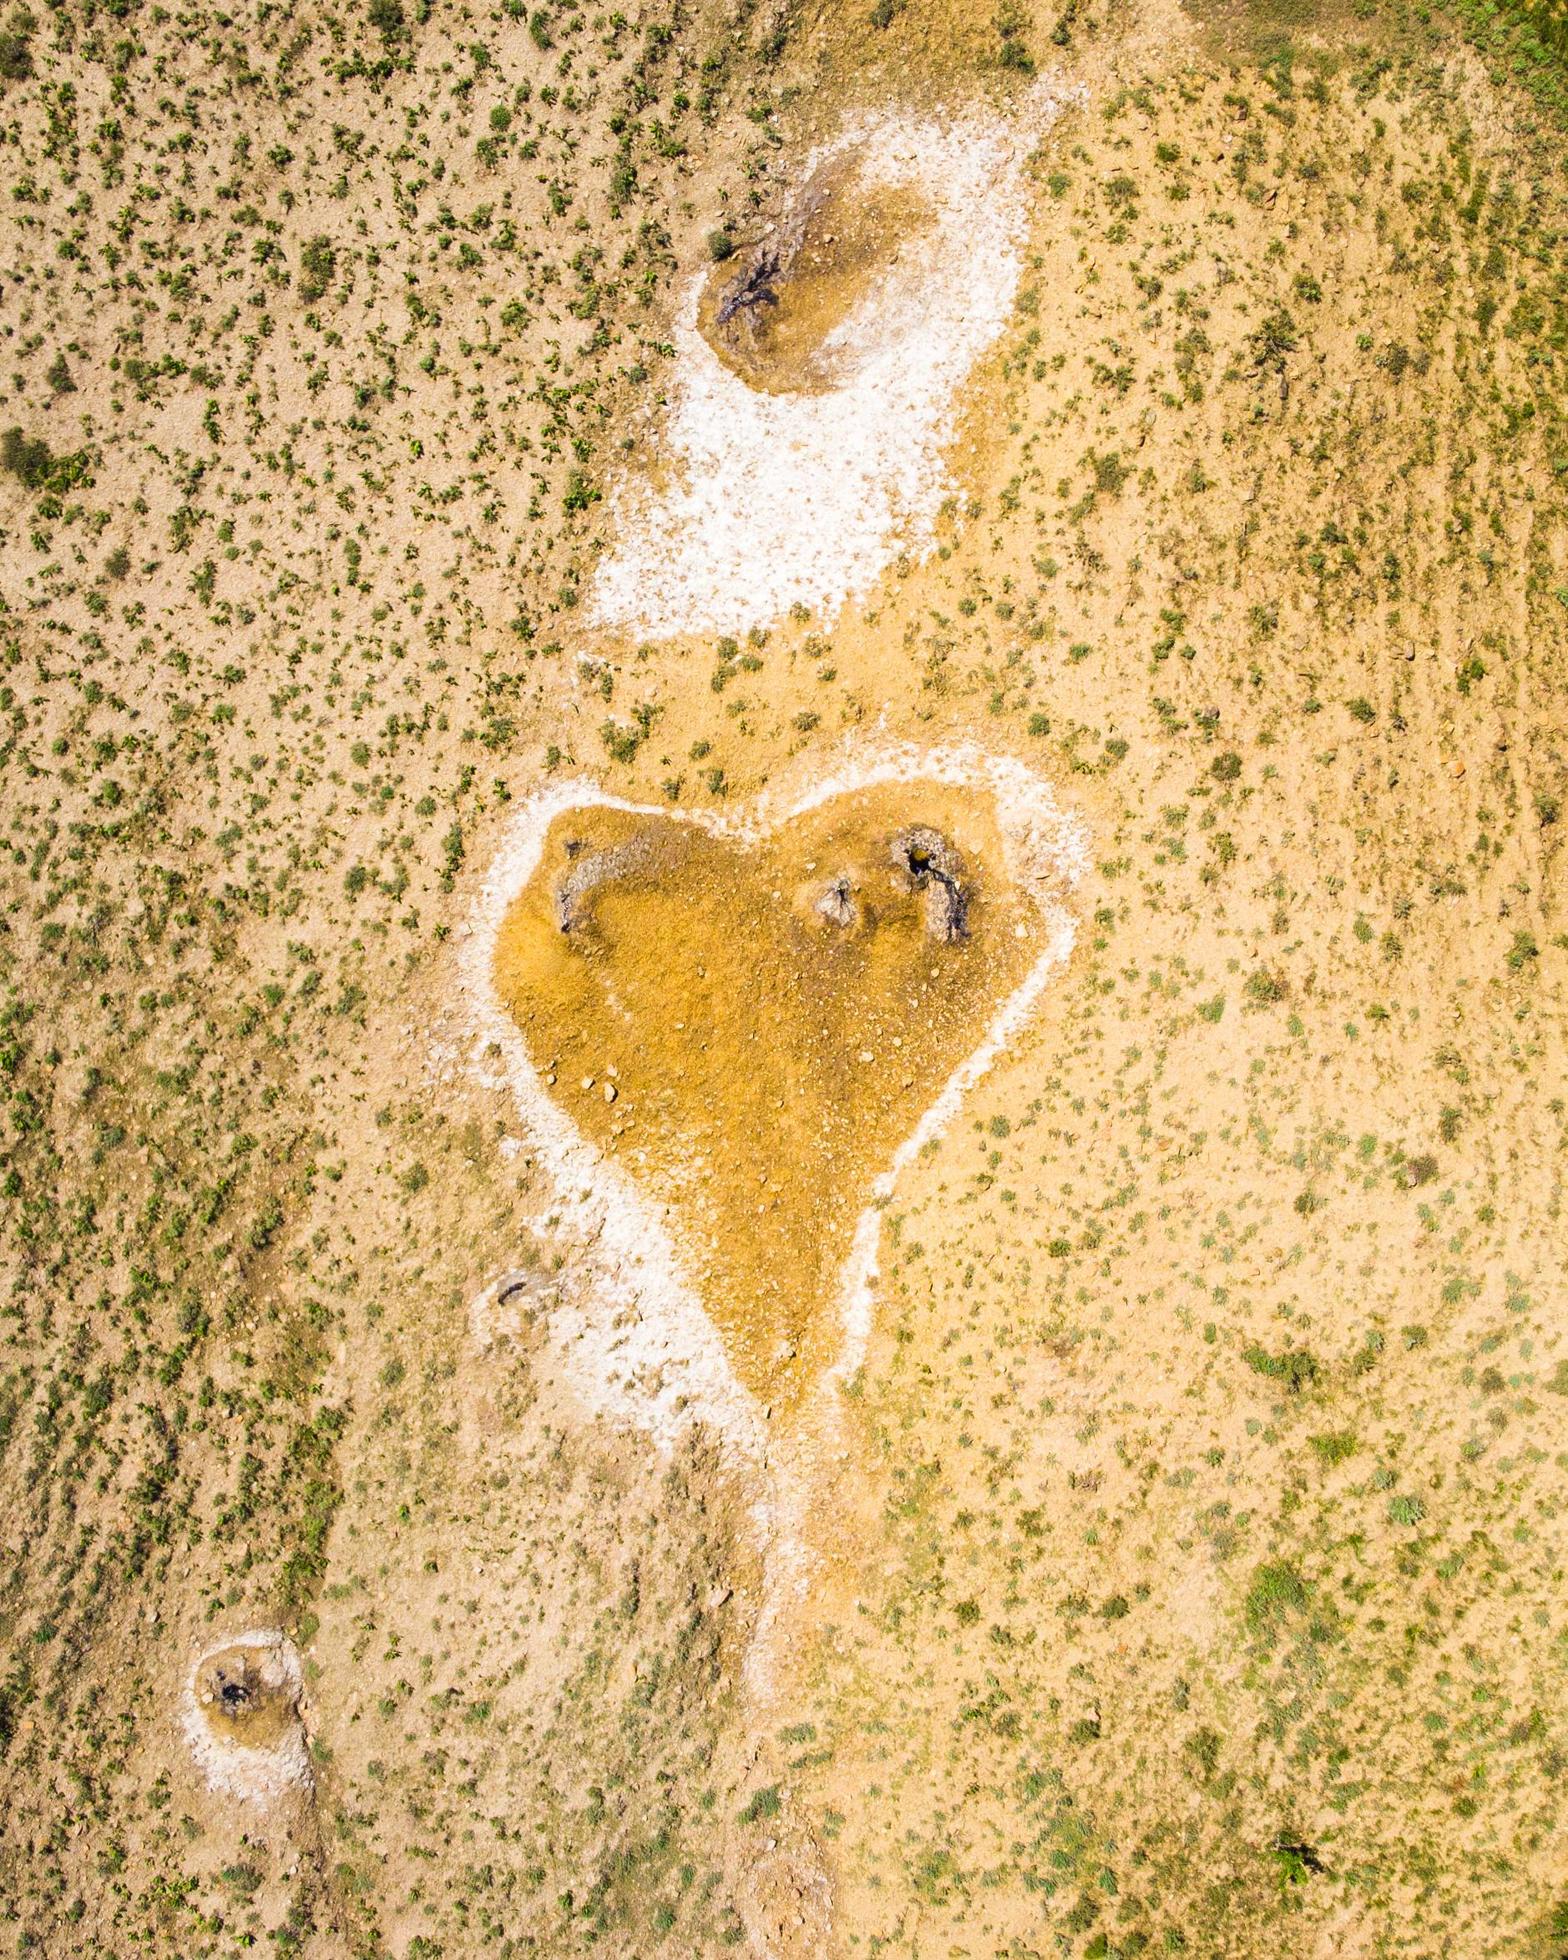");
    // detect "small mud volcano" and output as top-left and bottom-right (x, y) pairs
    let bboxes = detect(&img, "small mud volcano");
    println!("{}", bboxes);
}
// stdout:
(182, 1631), (311, 1804)
(493, 783), (1039, 1407)
(469, 1263), (561, 1352)
(697, 152), (935, 397)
